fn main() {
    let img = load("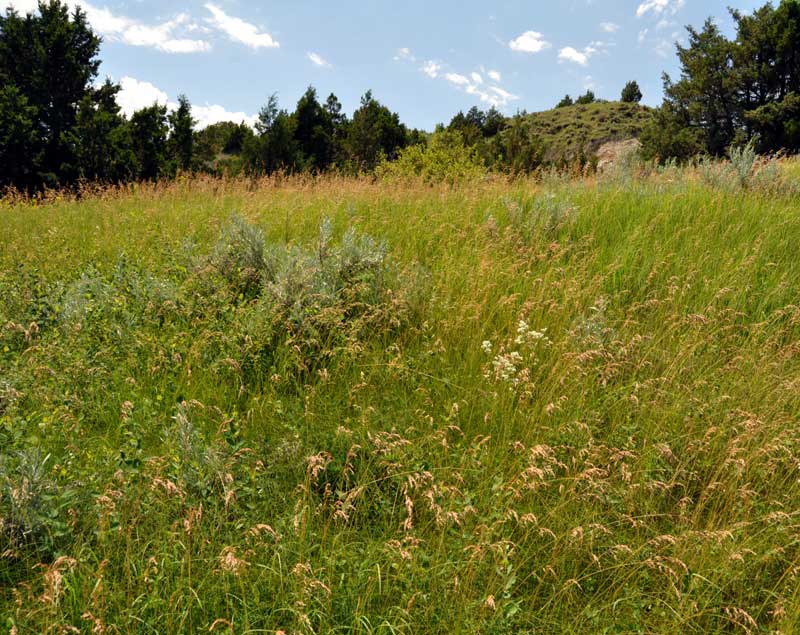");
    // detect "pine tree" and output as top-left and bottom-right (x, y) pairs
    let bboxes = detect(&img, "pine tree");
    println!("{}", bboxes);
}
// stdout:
(556, 95), (574, 108)
(0, 85), (39, 190)
(130, 104), (170, 180)
(169, 94), (196, 172)
(621, 81), (643, 103)
(244, 94), (299, 175)
(0, 0), (101, 187)
(345, 90), (408, 170)
(293, 86), (334, 171)
(75, 79), (136, 182)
